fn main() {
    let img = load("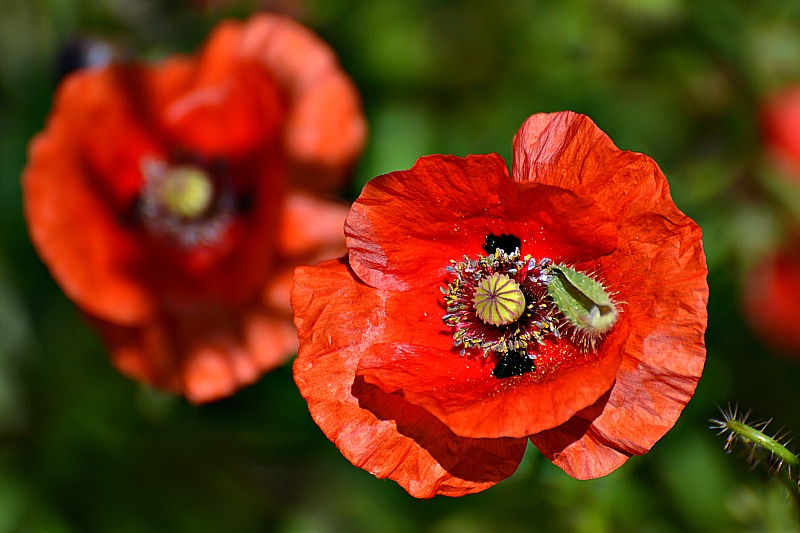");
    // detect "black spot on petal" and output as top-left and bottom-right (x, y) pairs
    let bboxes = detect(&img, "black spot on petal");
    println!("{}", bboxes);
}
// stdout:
(483, 233), (521, 255)
(492, 350), (535, 378)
